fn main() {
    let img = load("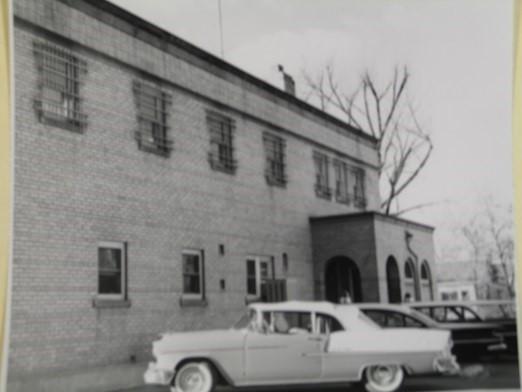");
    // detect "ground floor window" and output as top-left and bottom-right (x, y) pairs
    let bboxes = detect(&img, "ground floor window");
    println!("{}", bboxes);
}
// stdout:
(246, 256), (272, 299)
(98, 242), (126, 299)
(182, 249), (204, 298)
